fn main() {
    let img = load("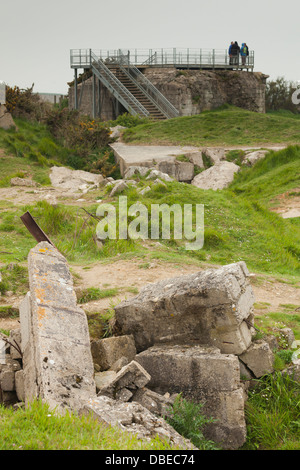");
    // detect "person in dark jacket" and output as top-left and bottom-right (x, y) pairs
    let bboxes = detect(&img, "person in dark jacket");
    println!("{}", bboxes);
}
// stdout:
(228, 41), (234, 65)
(231, 41), (240, 65)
